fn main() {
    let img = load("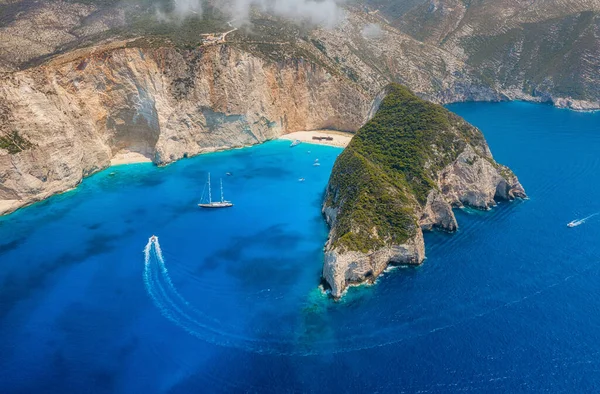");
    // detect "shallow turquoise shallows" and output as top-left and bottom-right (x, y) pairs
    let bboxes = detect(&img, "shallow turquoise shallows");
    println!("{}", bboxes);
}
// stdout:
(2, 102), (600, 392)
